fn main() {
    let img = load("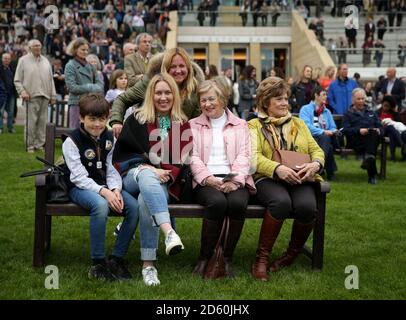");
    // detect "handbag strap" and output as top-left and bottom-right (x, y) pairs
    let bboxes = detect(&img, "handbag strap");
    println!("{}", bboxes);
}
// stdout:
(20, 167), (52, 178)
(214, 216), (230, 251)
